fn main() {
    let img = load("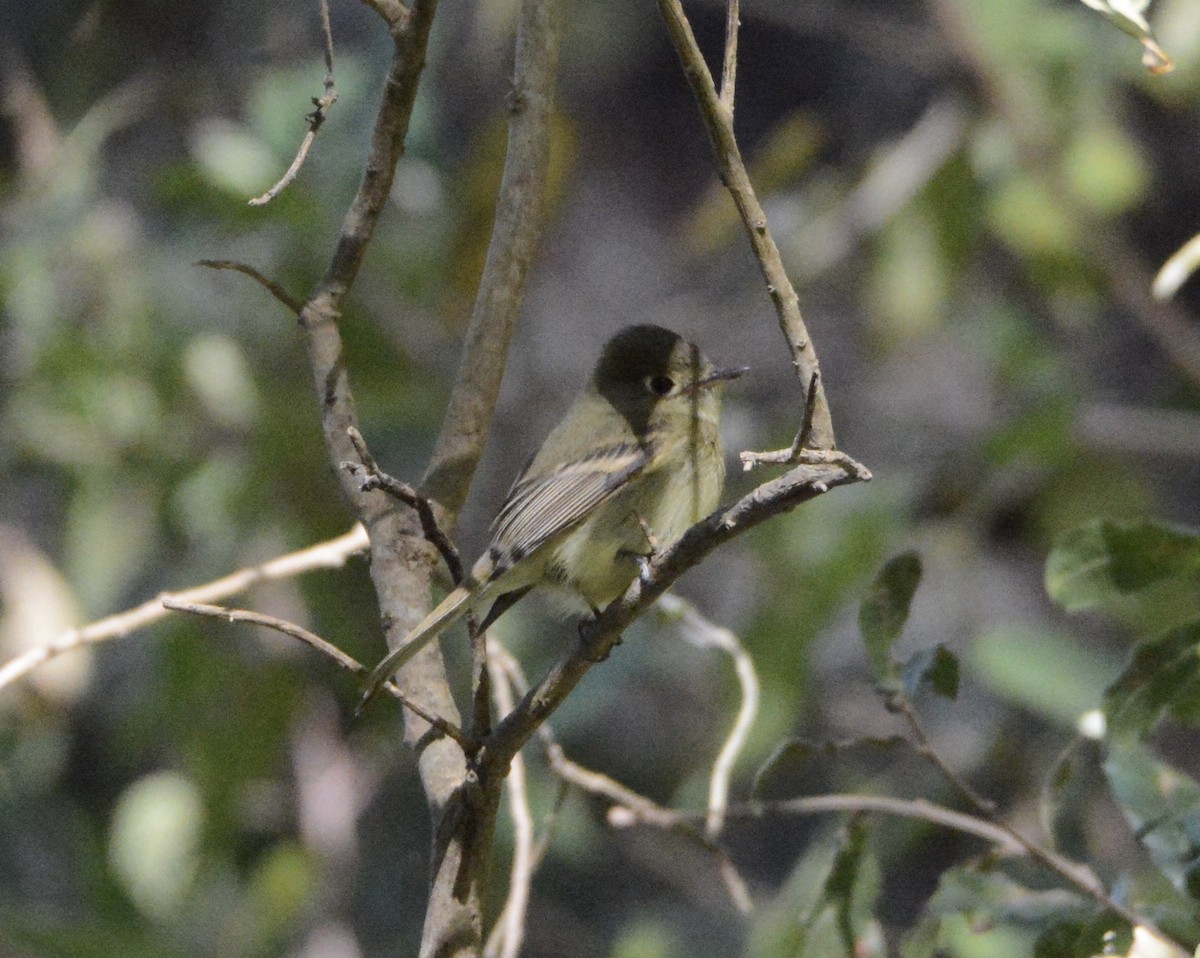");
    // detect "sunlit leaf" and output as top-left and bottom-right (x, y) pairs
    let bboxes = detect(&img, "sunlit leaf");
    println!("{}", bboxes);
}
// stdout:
(1076, 0), (1175, 72)
(1154, 232), (1200, 301)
